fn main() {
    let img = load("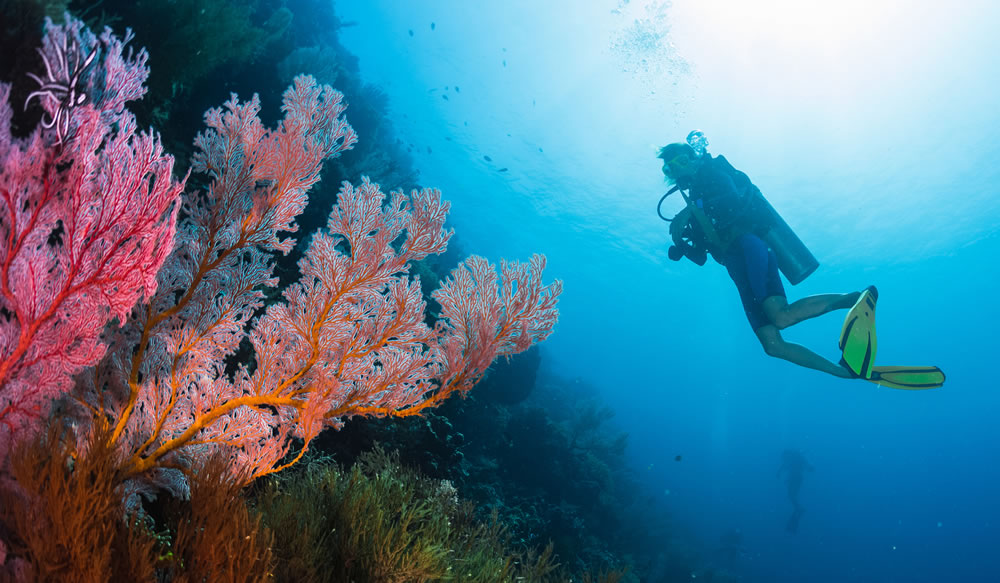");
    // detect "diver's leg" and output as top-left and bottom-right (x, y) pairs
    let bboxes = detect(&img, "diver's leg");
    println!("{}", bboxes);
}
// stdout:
(755, 324), (855, 378)
(763, 292), (860, 330)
